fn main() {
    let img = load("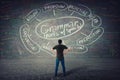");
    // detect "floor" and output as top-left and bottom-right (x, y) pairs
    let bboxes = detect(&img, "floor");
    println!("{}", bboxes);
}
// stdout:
(0, 55), (120, 80)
